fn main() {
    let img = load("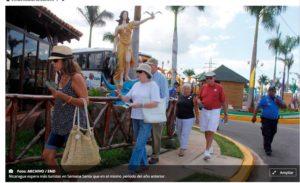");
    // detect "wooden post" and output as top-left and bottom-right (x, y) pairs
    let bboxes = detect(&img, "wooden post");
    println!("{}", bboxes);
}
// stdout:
(44, 100), (51, 143)
(8, 98), (18, 162)
(103, 102), (112, 146)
